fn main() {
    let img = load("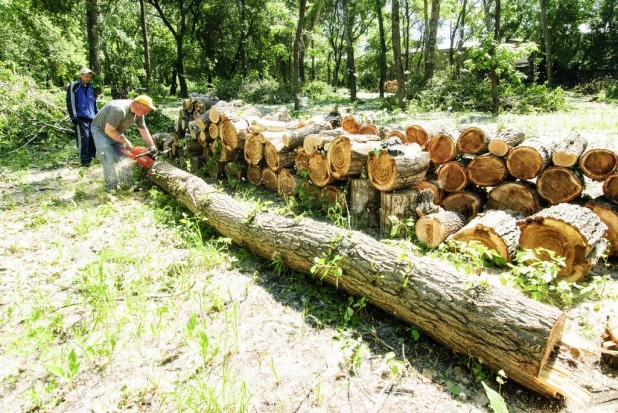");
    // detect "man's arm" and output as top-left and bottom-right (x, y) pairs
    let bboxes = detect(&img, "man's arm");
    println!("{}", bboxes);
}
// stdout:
(104, 123), (130, 145)
(138, 126), (155, 148)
